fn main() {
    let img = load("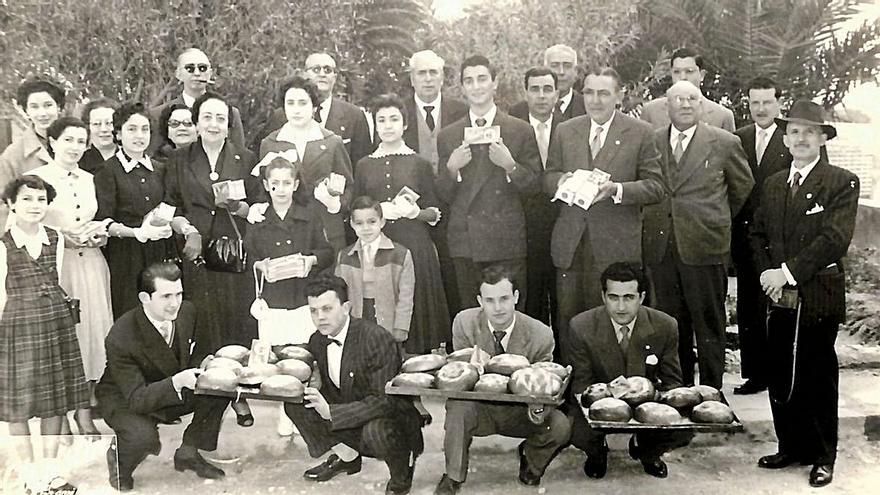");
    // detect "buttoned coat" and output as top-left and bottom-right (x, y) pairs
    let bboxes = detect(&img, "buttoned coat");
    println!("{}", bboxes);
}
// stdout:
(403, 94), (468, 153)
